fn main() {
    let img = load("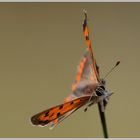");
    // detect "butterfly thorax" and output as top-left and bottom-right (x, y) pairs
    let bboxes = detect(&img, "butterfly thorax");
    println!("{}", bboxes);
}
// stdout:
(74, 81), (112, 108)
